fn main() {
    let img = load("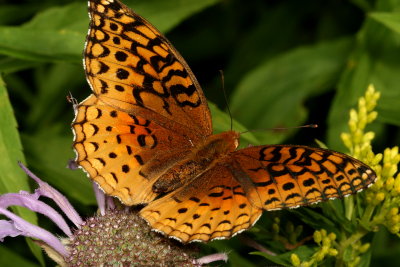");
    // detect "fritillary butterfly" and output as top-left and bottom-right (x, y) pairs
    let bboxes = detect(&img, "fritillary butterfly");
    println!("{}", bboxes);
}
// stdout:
(72, 0), (376, 243)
